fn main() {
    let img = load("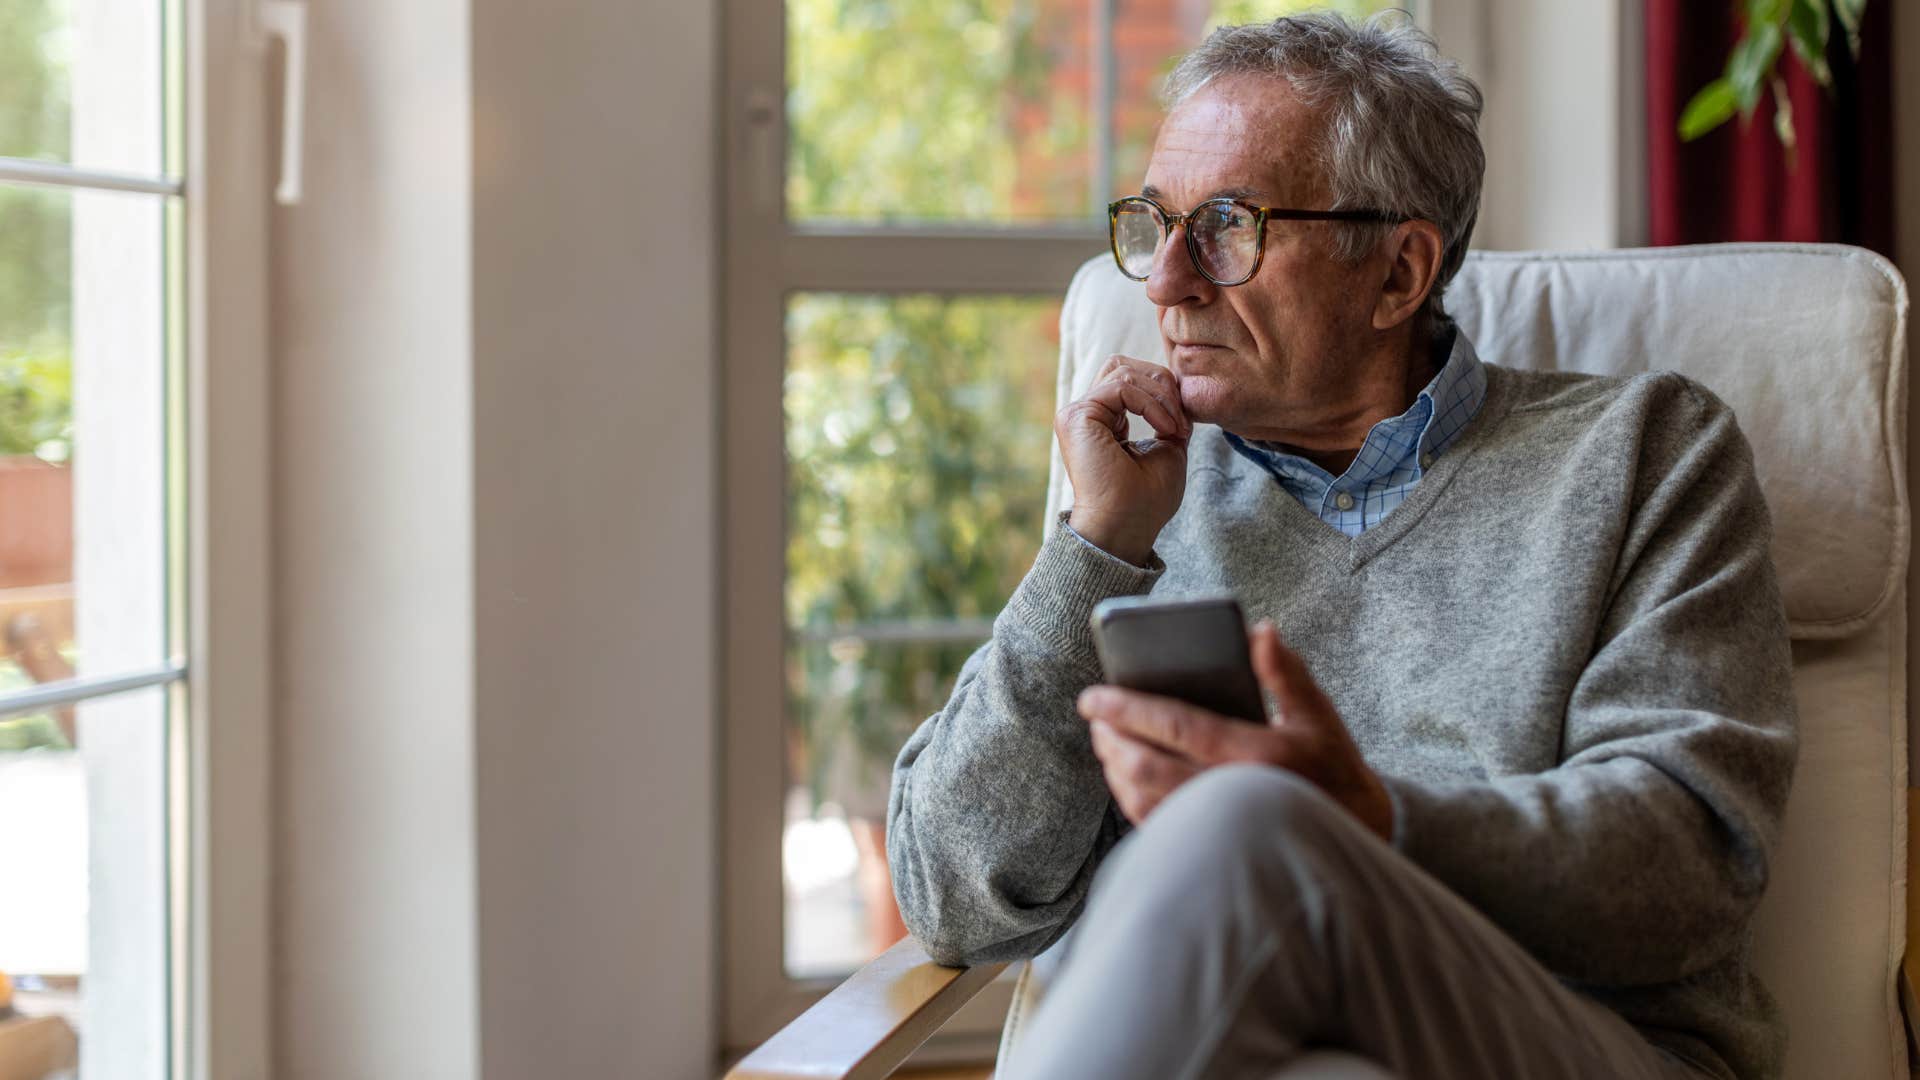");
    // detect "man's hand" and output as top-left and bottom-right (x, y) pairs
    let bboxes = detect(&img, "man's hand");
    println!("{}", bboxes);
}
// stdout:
(1078, 621), (1394, 841)
(1058, 355), (1190, 566)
